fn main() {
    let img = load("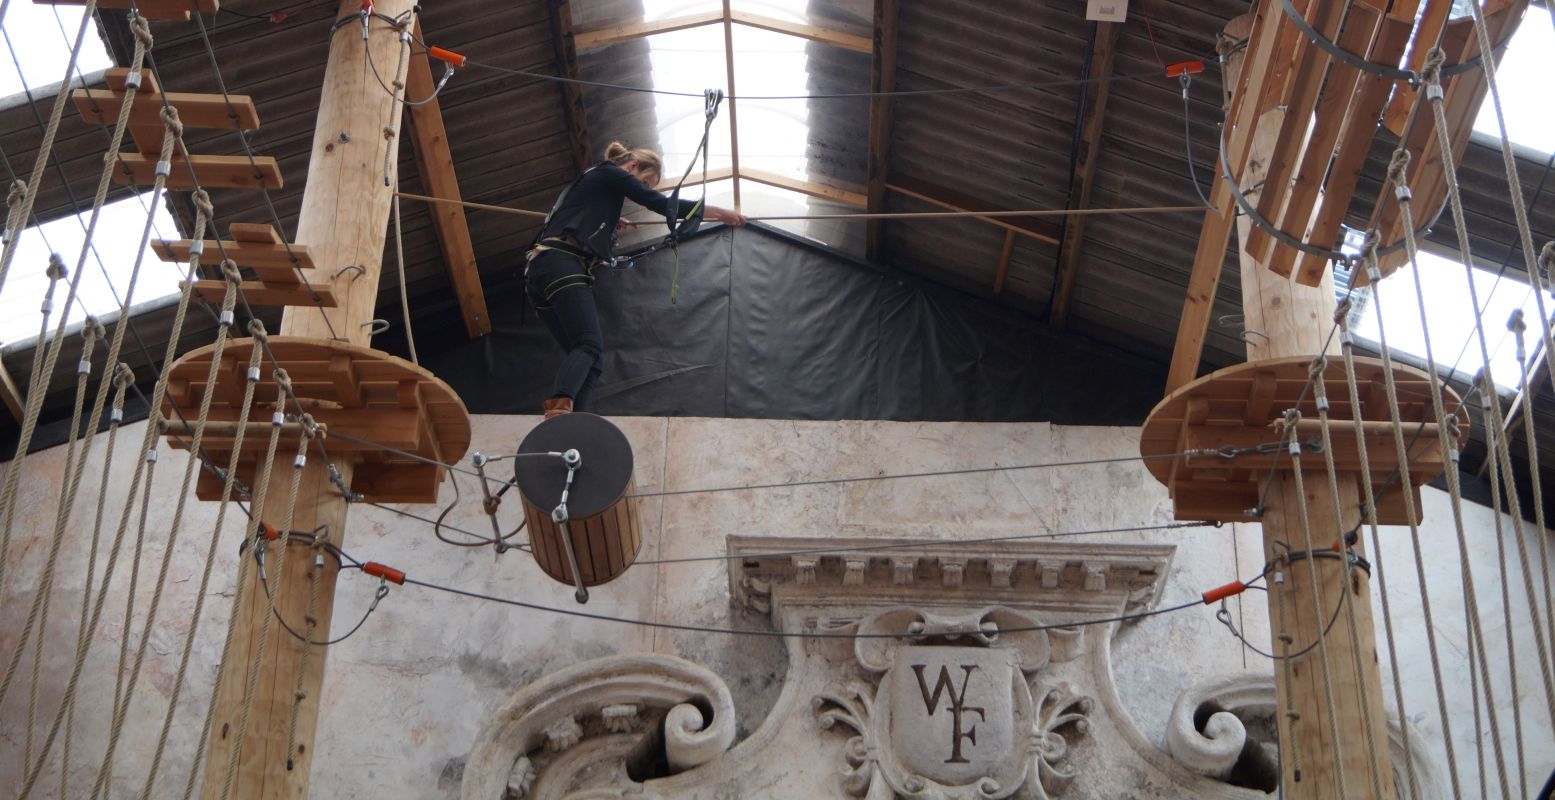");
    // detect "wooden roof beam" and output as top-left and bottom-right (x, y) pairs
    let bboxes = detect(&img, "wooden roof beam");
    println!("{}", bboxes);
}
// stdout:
(1048, 20), (1119, 330)
(572, 9), (869, 52)
(572, 11), (724, 49)
(740, 167), (866, 207)
(549, 0), (593, 172)
(865, 0), (899, 262)
(885, 176), (1063, 244)
(406, 19), (491, 338)
(727, 10), (871, 52)
(0, 357), (22, 423)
